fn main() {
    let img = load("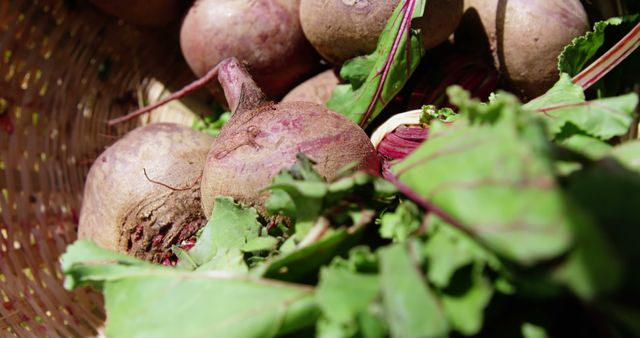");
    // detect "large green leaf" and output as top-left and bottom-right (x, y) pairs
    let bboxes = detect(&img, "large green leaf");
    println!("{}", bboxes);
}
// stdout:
(62, 241), (319, 338)
(523, 75), (638, 141)
(440, 265), (493, 336)
(61, 240), (160, 290)
(316, 267), (380, 324)
(611, 140), (640, 173)
(379, 242), (449, 338)
(392, 89), (574, 265)
(103, 275), (317, 338)
(423, 217), (500, 335)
